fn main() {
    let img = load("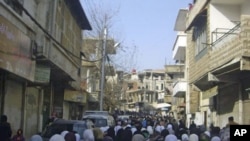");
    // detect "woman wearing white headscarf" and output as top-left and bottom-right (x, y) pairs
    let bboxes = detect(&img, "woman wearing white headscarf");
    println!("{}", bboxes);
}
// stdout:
(189, 134), (199, 141)
(165, 134), (178, 141)
(83, 129), (95, 141)
(75, 133), (80, 141)
(61, 130), (69, 138)
(211, 136), (221, 141)
(30, 135), (43, 141)
(49, 134), (65, 141)
(132, 134), (145, 141)
(166, 124), (175, 135)
(181, 134), (189, 141)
